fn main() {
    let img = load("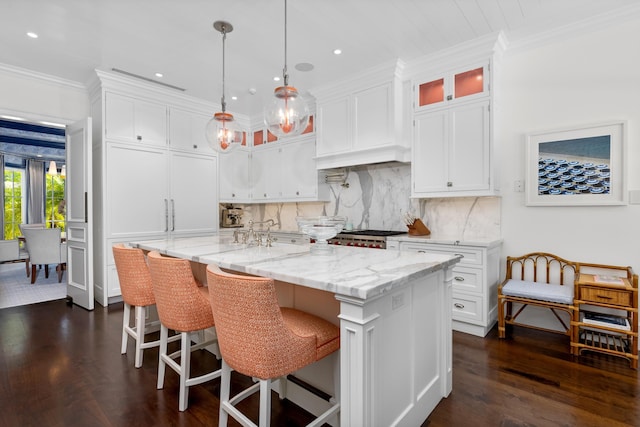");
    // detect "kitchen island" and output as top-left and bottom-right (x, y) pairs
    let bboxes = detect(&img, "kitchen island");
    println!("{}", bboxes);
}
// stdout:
(132, 235), (460, 426)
